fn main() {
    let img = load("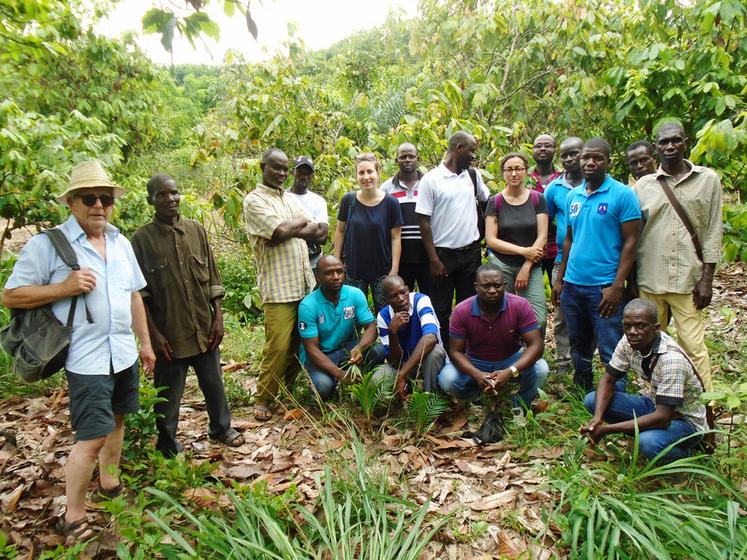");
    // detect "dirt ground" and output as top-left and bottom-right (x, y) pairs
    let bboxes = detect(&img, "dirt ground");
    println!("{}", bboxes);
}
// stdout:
(0, 262), (745, 558)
